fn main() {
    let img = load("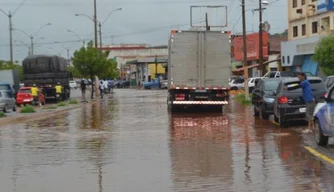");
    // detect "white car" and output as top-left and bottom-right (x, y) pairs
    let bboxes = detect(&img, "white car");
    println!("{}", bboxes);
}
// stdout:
(229, 79), (245, 90)
(69, 81), (77, 89)
(248, 77), (263, 87)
